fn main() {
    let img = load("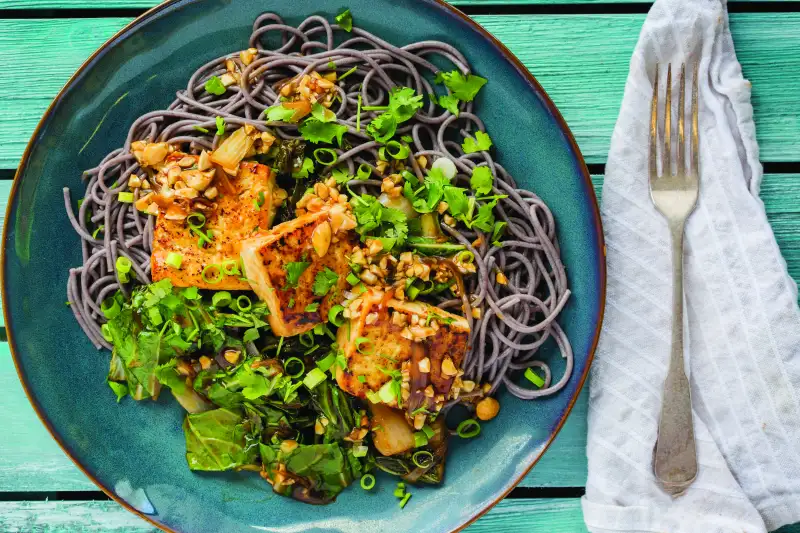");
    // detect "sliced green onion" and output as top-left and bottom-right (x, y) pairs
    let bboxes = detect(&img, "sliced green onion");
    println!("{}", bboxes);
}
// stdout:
(393, 482), (405, 498)
(166, 252), (183, 270)
(118, 192), (134, 203)
(346, 272), (360, 286)
(352, 282), (367, 295)
(338, 65), (358, 81)
(412, 450), (434, 468)
(399, 492), (412, 509)
(101, 297), (121, 320)
(92, 225), (104, 239)
(386, 140), (410, 160)
(276, 336), (285, 357)
(456, 419), (481, 439)
(356, 163), (372, 180)
(365, 390), (381, 404)
(303, 367), (327, 389)
(148, 307), (163, 326)
(378, 380), (395, 403)
(221, 259), (241, 276)
(328, 304), (345, 327)
(407, 284), (421, 301)
(211, 291), (232, 307)
(115, 256), (132, 274)
(187, 212), (206, 229)
(421, 424), (435, 439)
(352, 445), (368, 458)
(201, 264), (224, 284)
(284, 357), (305, 378)
(355, 337), (374, 354)
(413, 431), (428, 448)
(524, 367), (546, 388)
(357, 375), (367, 383)
(101, 324), (113, 342)
(377, 146), (387, 162)
(298, 331), (314, 348)
(456, 250), (475, 264)
(356, 94), (362, 132)
(236, 295), (252, 311)
(316, 352), (336, 372)
(360, 473), (375, 490)
(313, 148), (339, 166)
